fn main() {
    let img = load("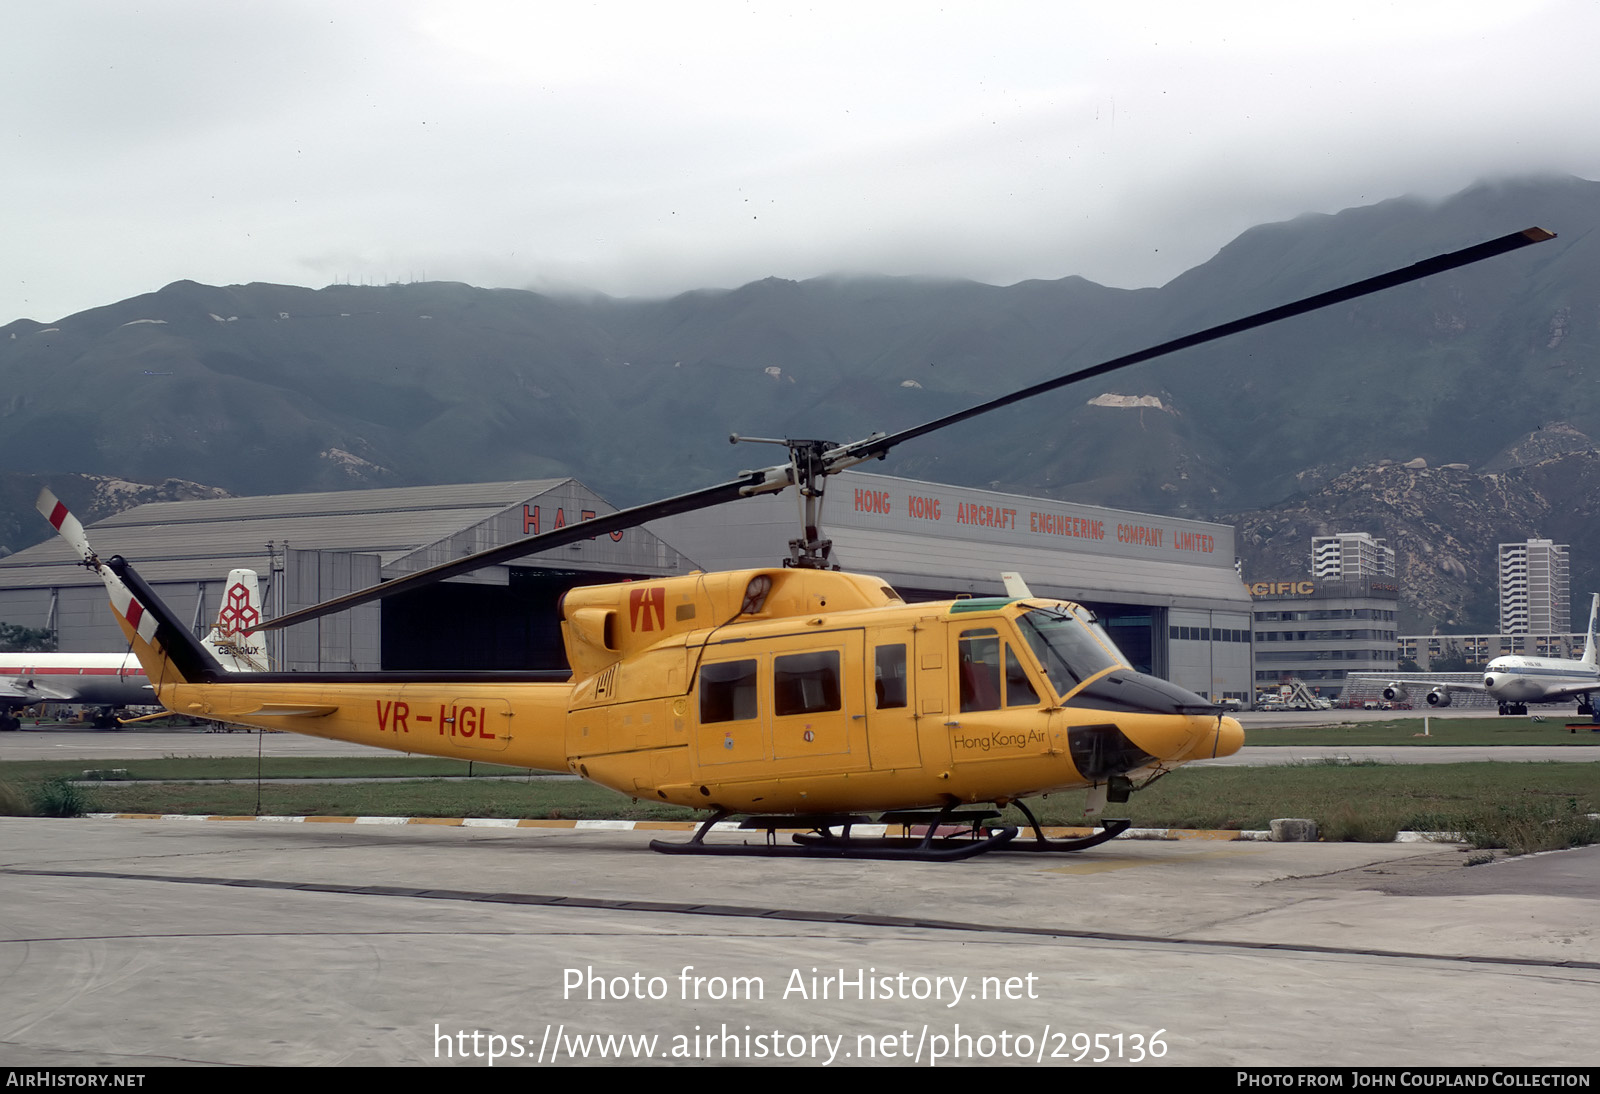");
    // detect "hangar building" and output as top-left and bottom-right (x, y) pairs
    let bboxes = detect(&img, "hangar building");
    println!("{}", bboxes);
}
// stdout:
(0, 480), (693, 672)
(0, 472), (1252, 700)
(649, 471), (1253, 702)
